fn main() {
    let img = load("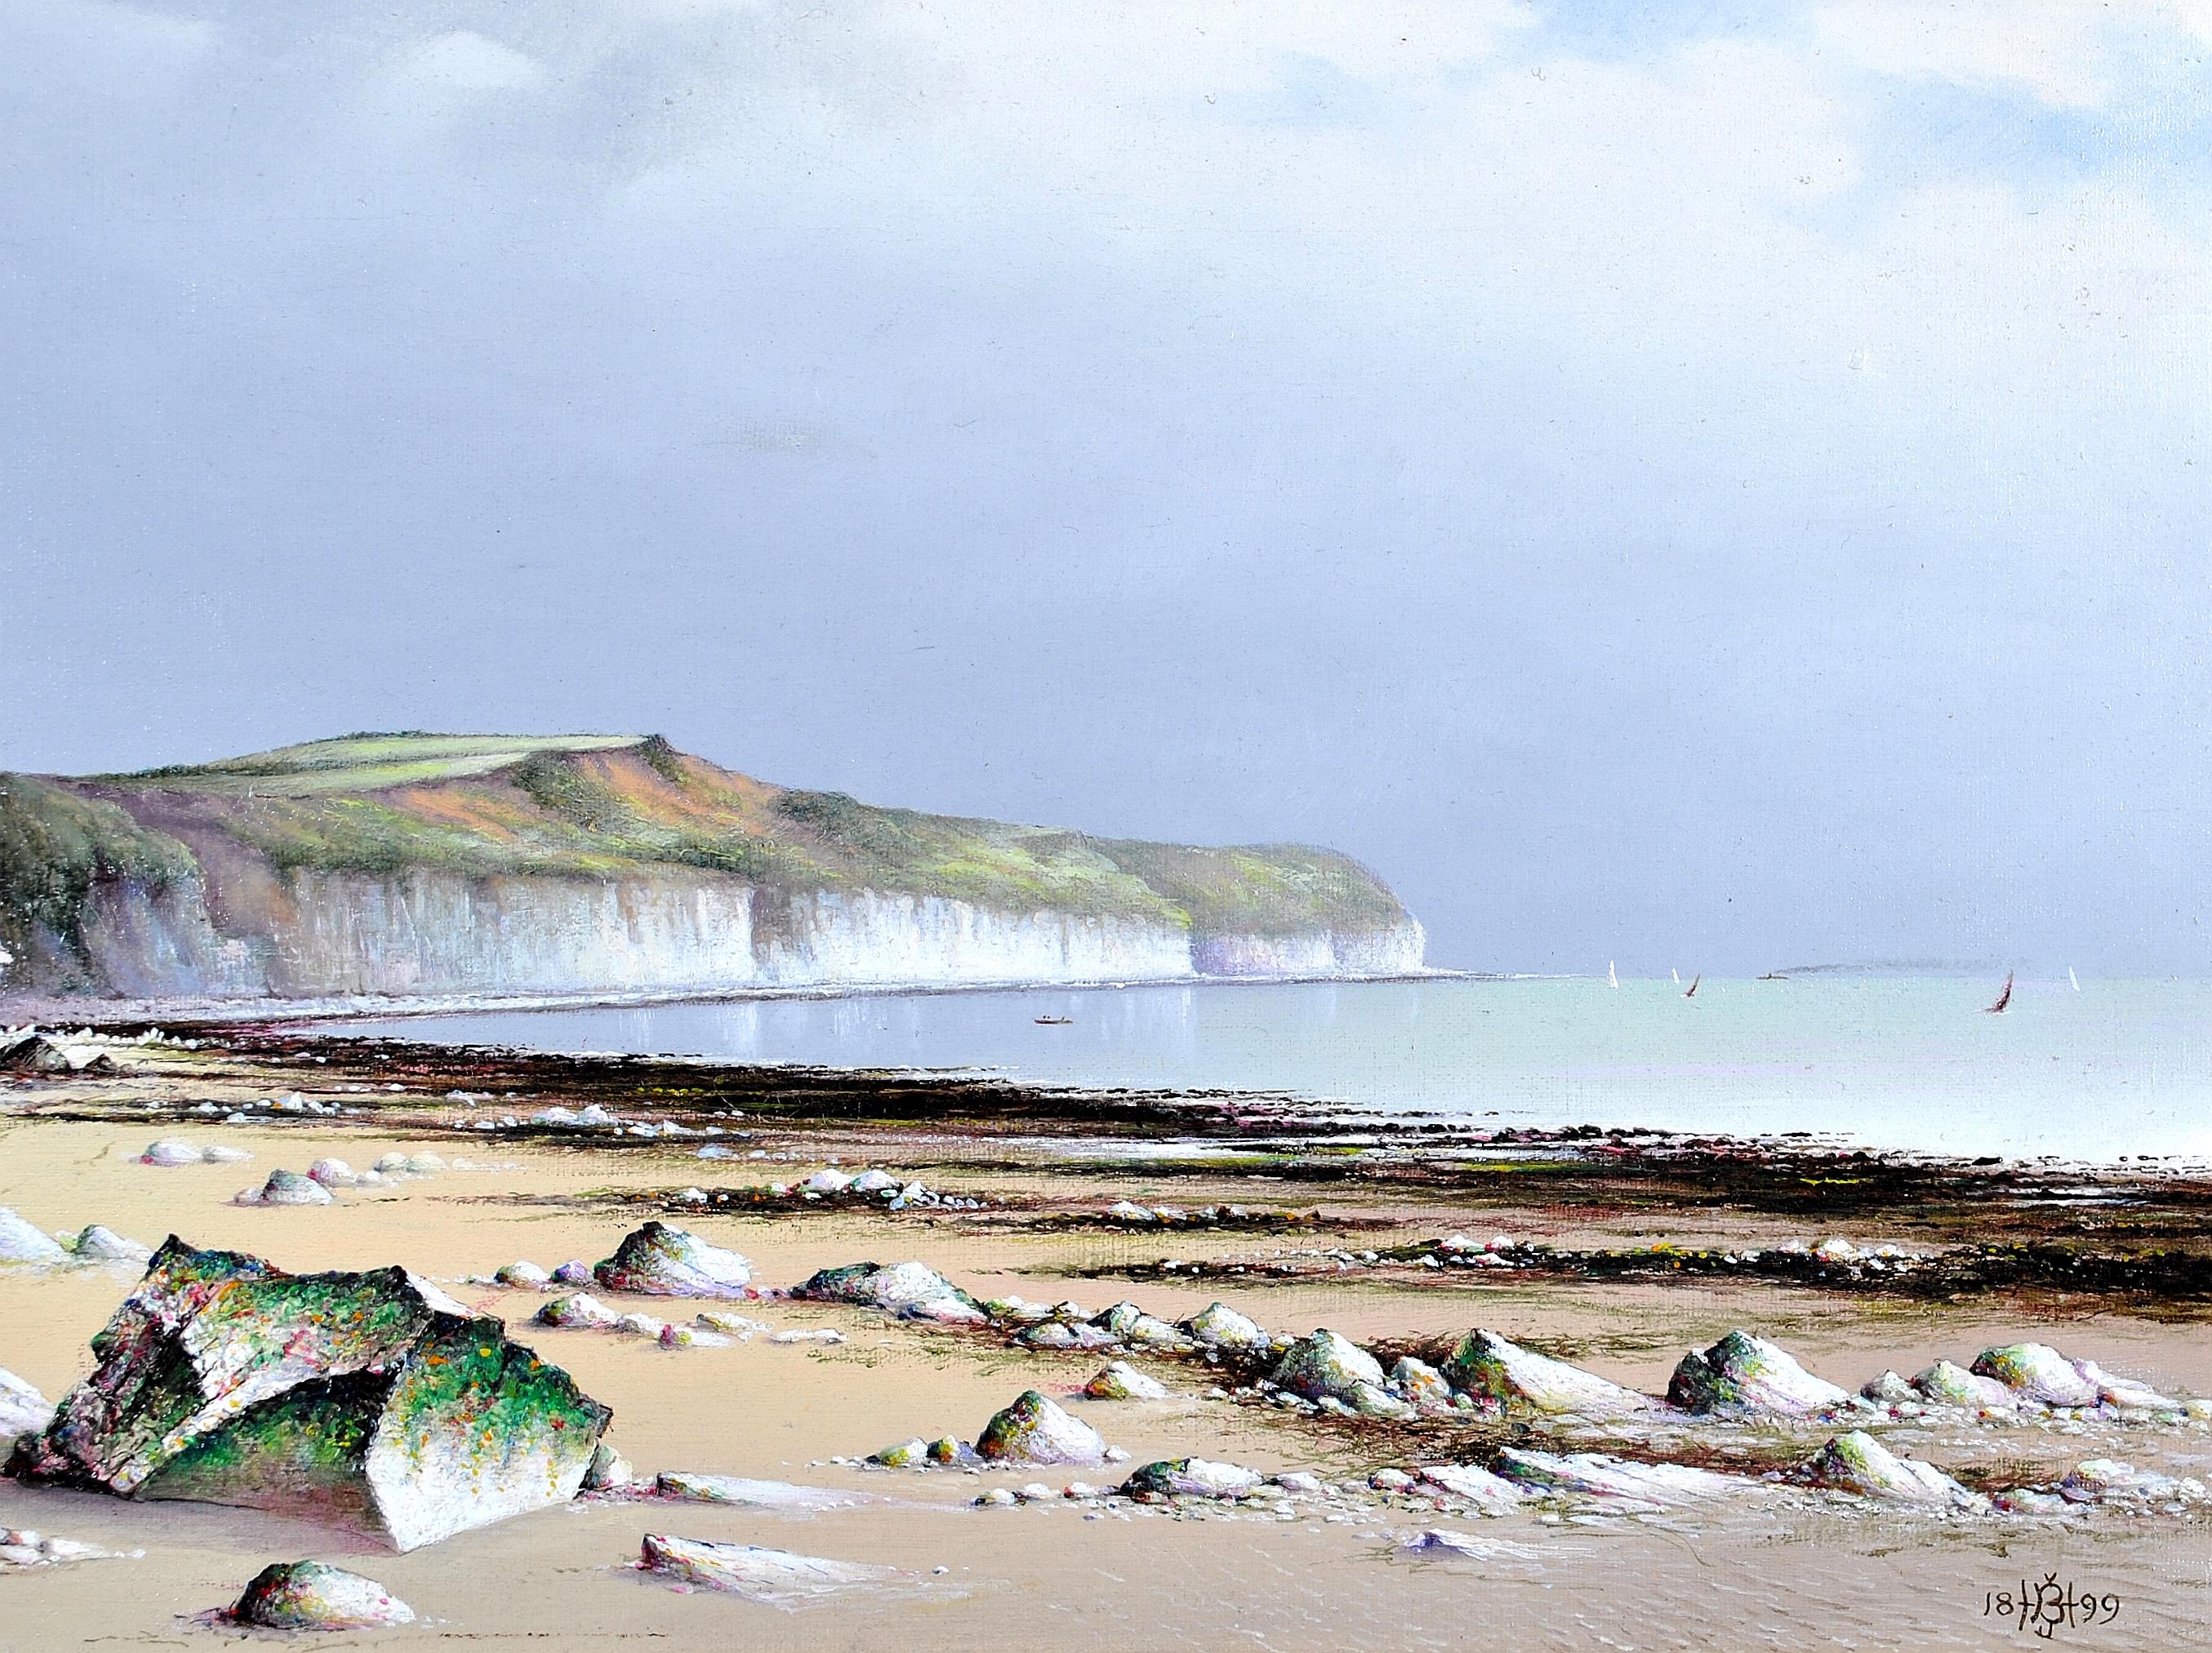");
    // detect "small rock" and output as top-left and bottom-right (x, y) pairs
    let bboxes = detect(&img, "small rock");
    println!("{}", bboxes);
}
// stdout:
(1912, 1359), (2017, 1411)
(1084, 1362), (1169, 1401)
(1668, 1331), (1850, 1418)
(1495, 1449), (1747, 1509)
(696, 1312), (767, 1338)
(583, 1443), (634, 1490)
(976, 1487), (1017, 1507)
(976, 1390), (1108, 1467)
(1442, 1329), (1650, 1417)
(536, 1292), (623, 1330)
(496, 1261), (552, 1288)
(1971, 1344), (2099, 1407)
(228, 1560), (415, 1630)
(0, 1207), (69, 1264)
(202, 1144), (251, 1163)
(1794, 1431), (1988, 1510)
(252, 1170), (336, 1206)
(140, 1139), (202, 1166)
(869, 1438), (930, 1468)
(1368, 1468), (1415, 1491)
(1180, 1301), (1266, 1349)
(658, 1324), (731, 1349)
(594, 1223), (753, 1297)
(638, 1534), (890, 1604)
(305, 1158), (355, 1187)
(1270, 1330), (1400, 1415)
(1121, 1458), (1263, 1499)
(1390, 1356), (1453, 1409)
(616, 1313), (670, 1339)
(795, 1260), (972, 1316)
(770, 1328), (843, 1344)
(0, 1366), (55, 1440)
(551, 1260), (594, 1284)
(69, 1225), (150, 1263)
(1860, 1370), (1917, 1406)
(1414, 1464), (1526, 1514)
